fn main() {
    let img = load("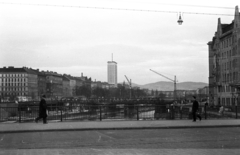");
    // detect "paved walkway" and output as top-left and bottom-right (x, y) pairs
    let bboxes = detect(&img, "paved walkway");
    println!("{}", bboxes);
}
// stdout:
(1, 120), (240, 155)
(1, 149), (240, 155)
(0, 119), (240, 133)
